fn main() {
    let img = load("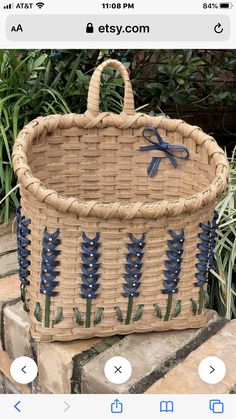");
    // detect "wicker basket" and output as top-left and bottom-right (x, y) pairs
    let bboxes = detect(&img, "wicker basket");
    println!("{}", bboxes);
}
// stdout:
(12, 59), (229, 342)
